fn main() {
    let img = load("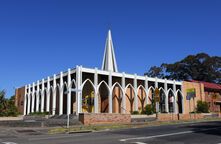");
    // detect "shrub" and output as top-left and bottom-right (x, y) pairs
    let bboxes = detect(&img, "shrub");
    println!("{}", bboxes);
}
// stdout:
(143, 104), (155, 115)
(196, 100), (209, 113)
(6, 105), (19, 116)
(131, 111), (139, 115)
